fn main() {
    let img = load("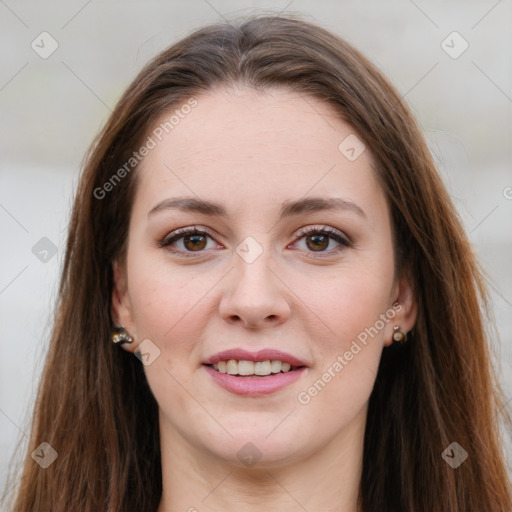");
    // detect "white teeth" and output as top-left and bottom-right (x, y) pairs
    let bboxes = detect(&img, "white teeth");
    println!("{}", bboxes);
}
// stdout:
(211, 359), (296, 376)
(270, 360), (282, 373)
(226, 359), (238, 375)
(238, 360), (254, 375)
(254, 360), (271, 375)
